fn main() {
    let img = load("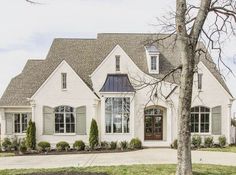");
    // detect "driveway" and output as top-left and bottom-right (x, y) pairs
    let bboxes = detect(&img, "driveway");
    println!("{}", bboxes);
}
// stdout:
(0, 149), (236, 169)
